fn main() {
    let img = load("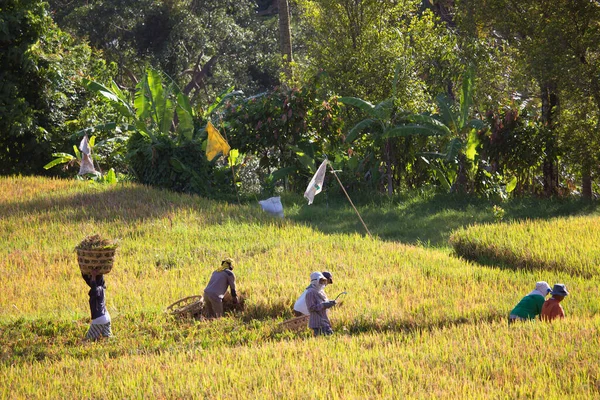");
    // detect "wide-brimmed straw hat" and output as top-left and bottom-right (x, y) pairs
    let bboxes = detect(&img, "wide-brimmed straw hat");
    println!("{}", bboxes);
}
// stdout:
(550, 284), (569, 297)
